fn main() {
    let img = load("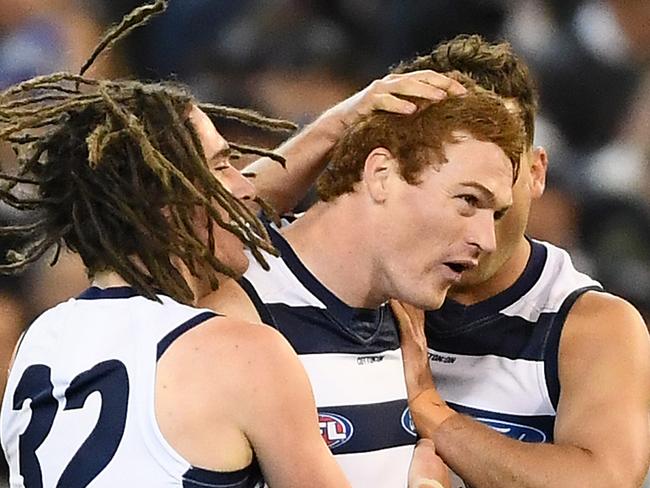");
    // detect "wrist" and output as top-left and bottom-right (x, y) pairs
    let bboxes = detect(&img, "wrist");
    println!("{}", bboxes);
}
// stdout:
(410, 388), (457, 435)
(311, 107), (352, 142)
